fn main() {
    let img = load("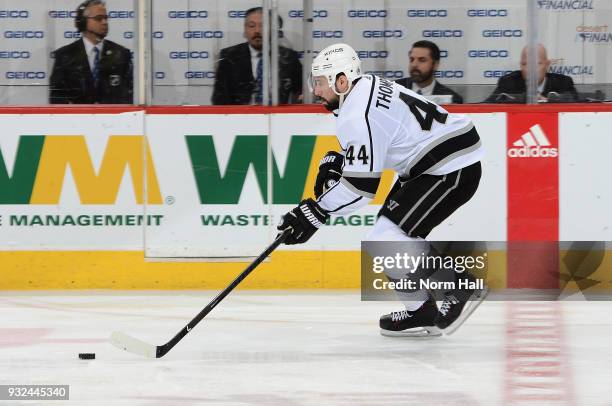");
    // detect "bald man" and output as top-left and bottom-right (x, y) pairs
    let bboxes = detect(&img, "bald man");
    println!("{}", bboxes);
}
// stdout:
(485, 45), (578, 103)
